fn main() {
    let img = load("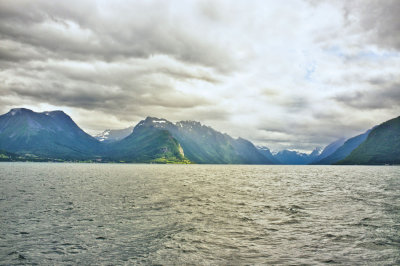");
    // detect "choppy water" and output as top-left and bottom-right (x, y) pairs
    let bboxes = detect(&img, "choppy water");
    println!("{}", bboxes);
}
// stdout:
(0, 163), (399, 265)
